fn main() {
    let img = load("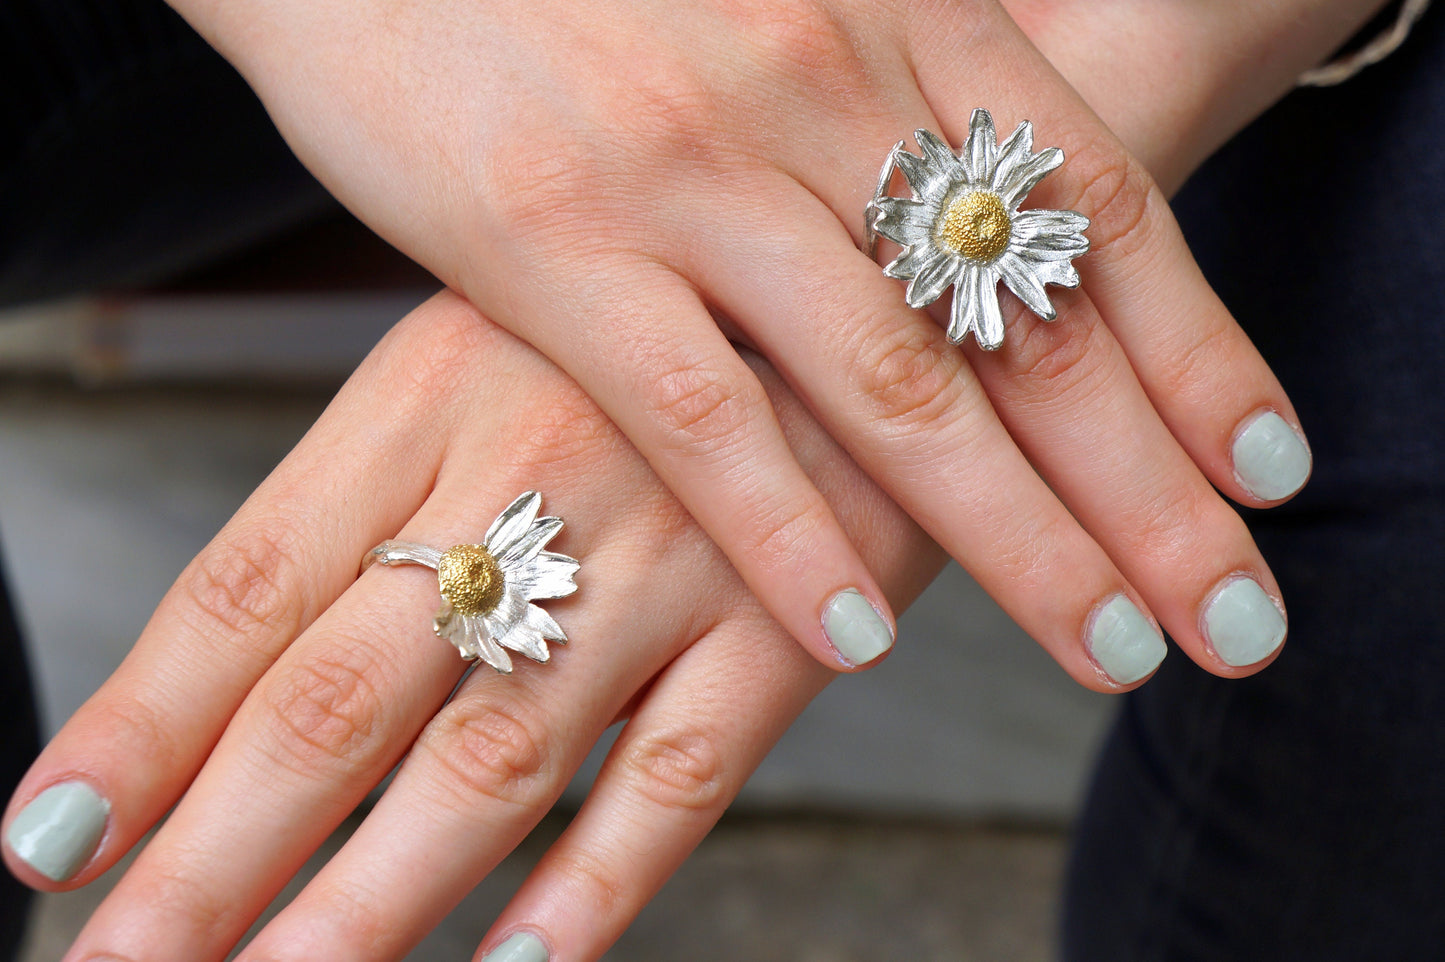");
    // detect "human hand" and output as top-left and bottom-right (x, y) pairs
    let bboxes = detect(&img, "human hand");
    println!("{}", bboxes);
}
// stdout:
(3, 290), (942, 960)
(162, 0), (1329, 685)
